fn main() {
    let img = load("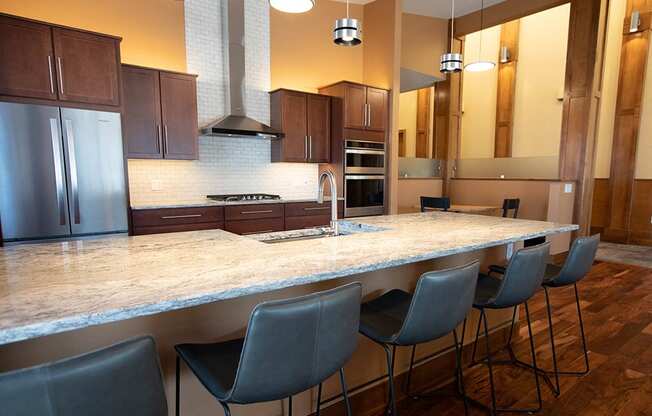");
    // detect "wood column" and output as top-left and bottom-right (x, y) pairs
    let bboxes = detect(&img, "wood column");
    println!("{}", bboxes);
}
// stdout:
(494, 20), (520, 158)
(558, 0), (607, 237)
(603, 0), (652, 242)
(415, 87), (431, 158)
